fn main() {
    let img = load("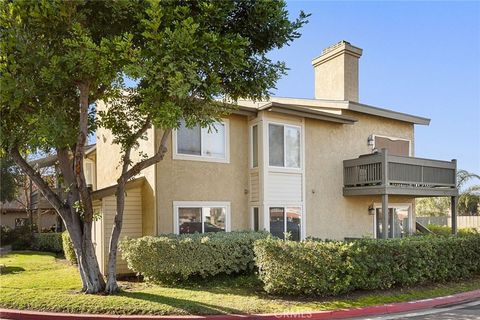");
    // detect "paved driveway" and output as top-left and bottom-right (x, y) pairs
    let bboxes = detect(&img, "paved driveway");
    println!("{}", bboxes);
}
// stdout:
(351, 299), (480, 320)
